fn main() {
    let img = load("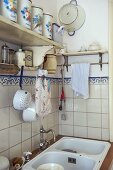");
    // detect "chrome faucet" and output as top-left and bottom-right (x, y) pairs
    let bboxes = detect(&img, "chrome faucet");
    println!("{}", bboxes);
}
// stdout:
(39, 125), (56, 150)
